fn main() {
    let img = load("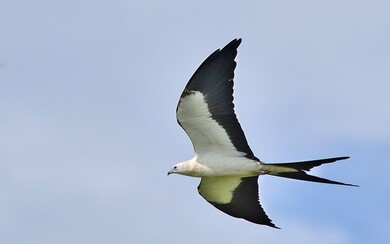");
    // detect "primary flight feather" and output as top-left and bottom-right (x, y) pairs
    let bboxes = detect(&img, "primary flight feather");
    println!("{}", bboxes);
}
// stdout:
(168, 39), (357, 228)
